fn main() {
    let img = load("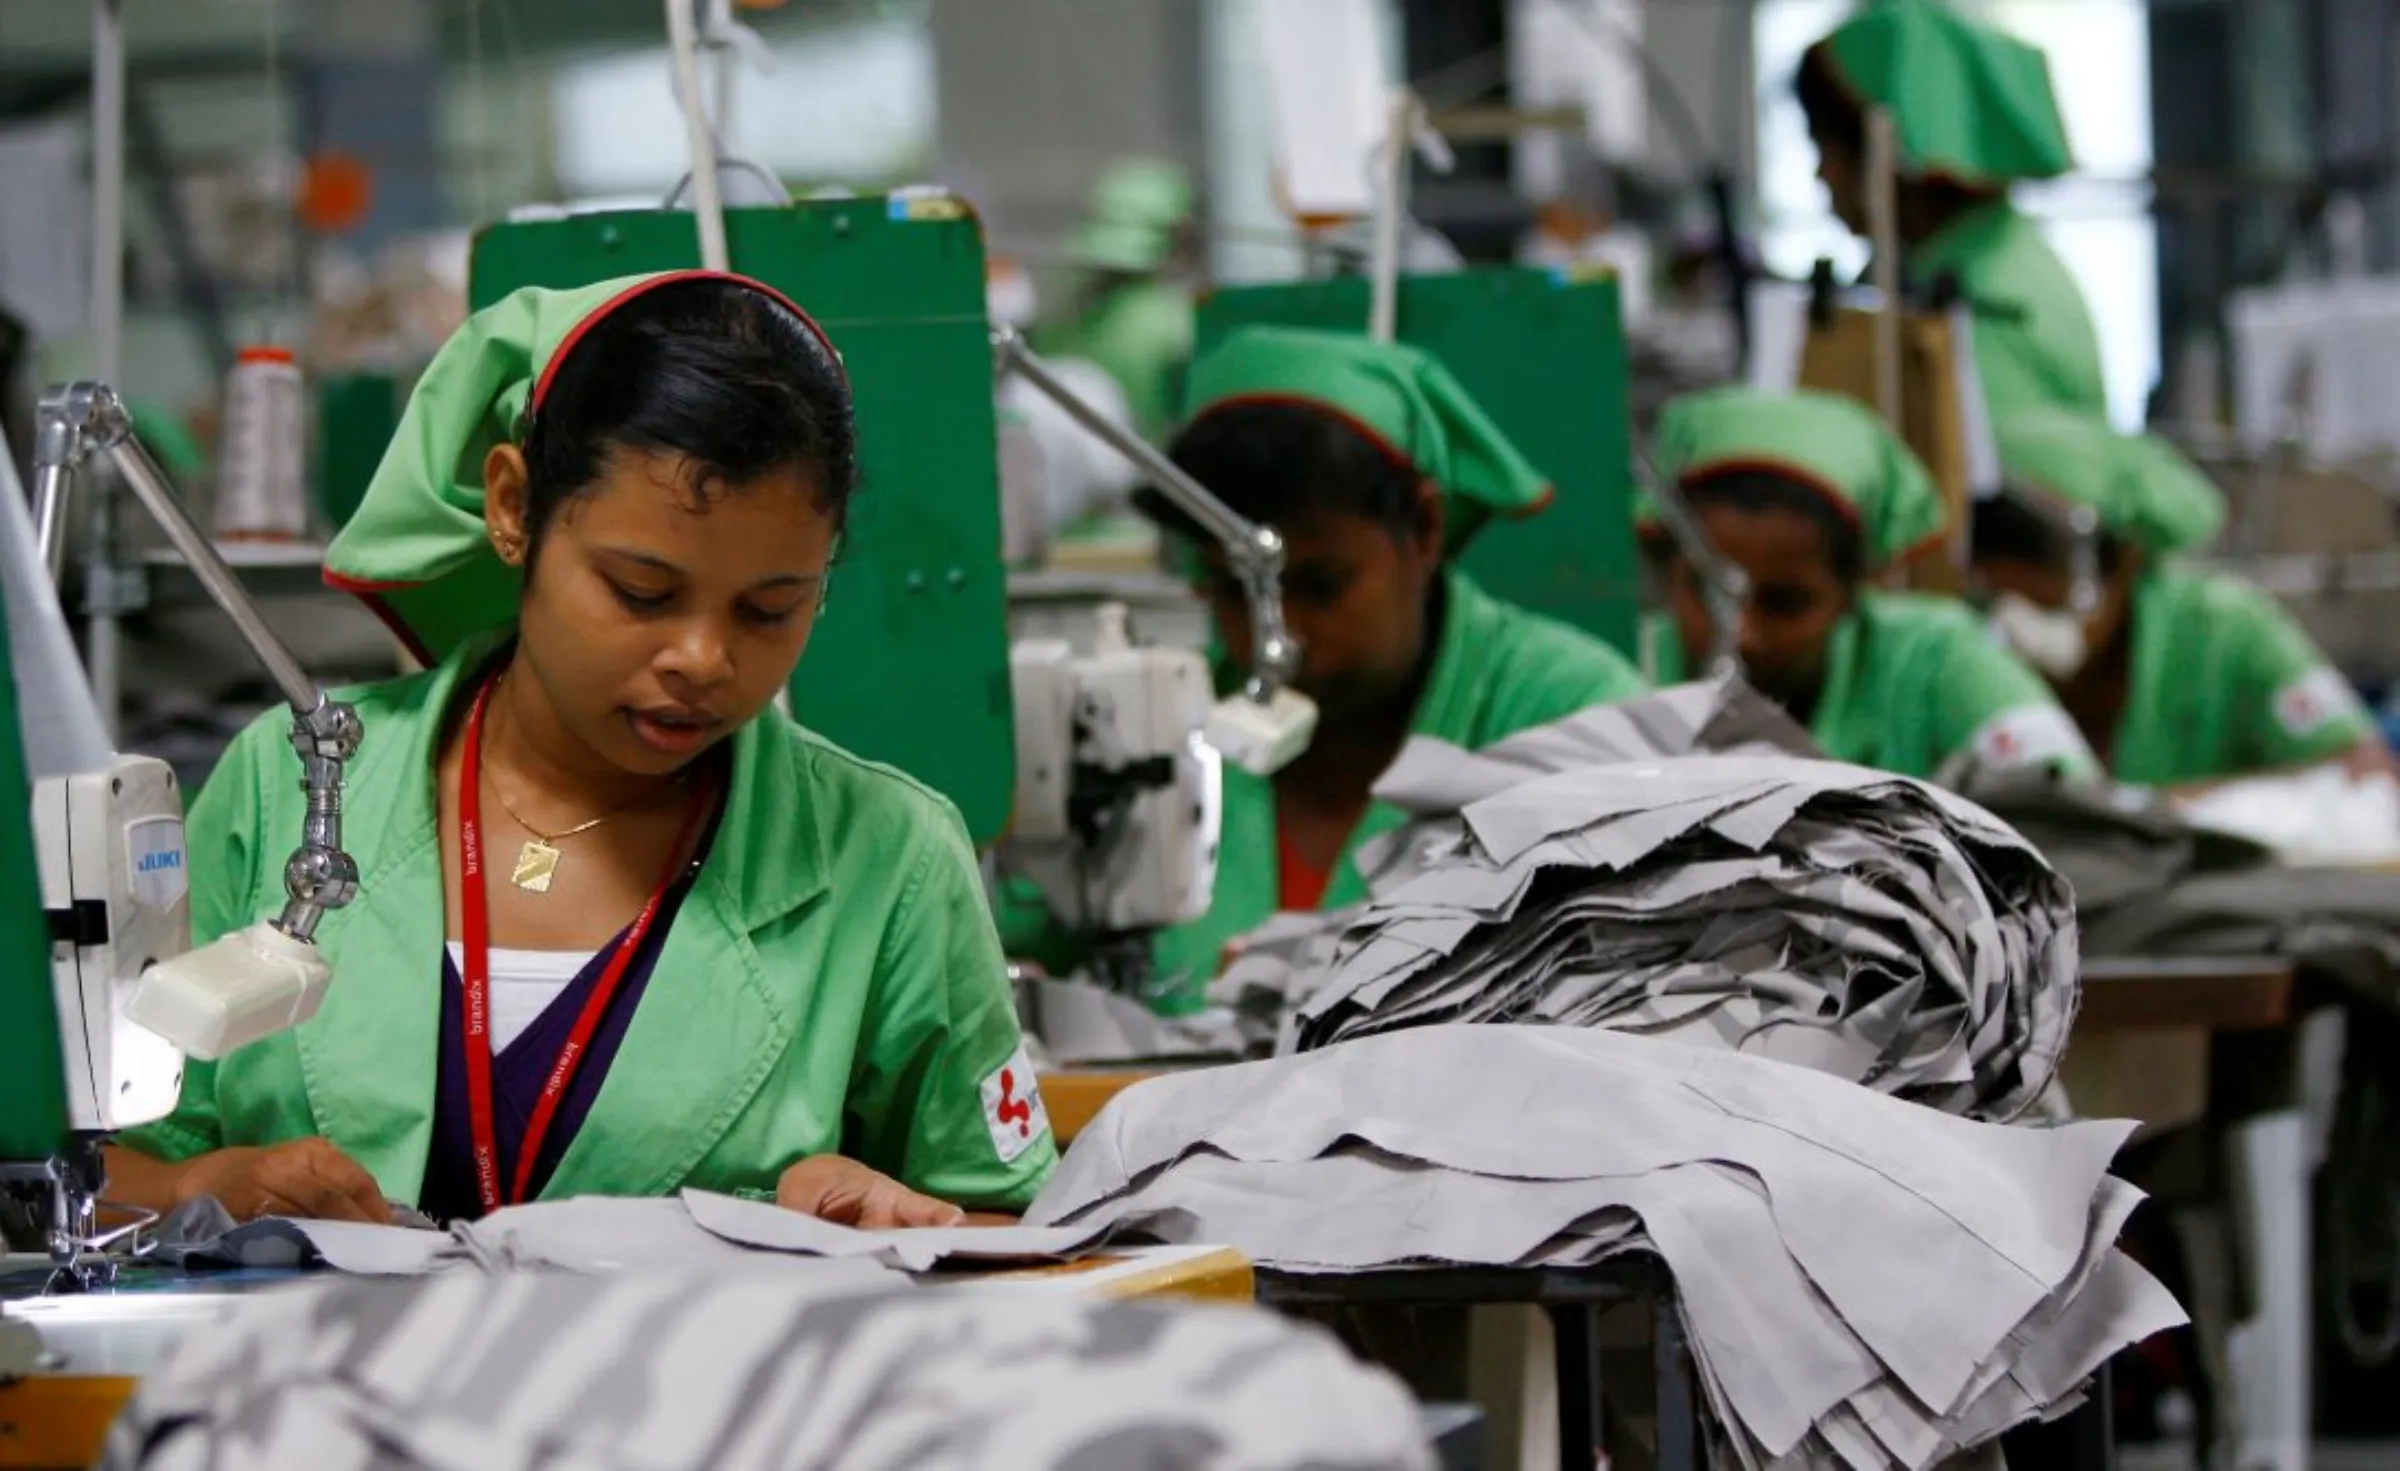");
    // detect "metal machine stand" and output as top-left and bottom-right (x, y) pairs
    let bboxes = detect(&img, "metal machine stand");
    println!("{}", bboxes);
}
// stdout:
(1638, 452), (1749, 680)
